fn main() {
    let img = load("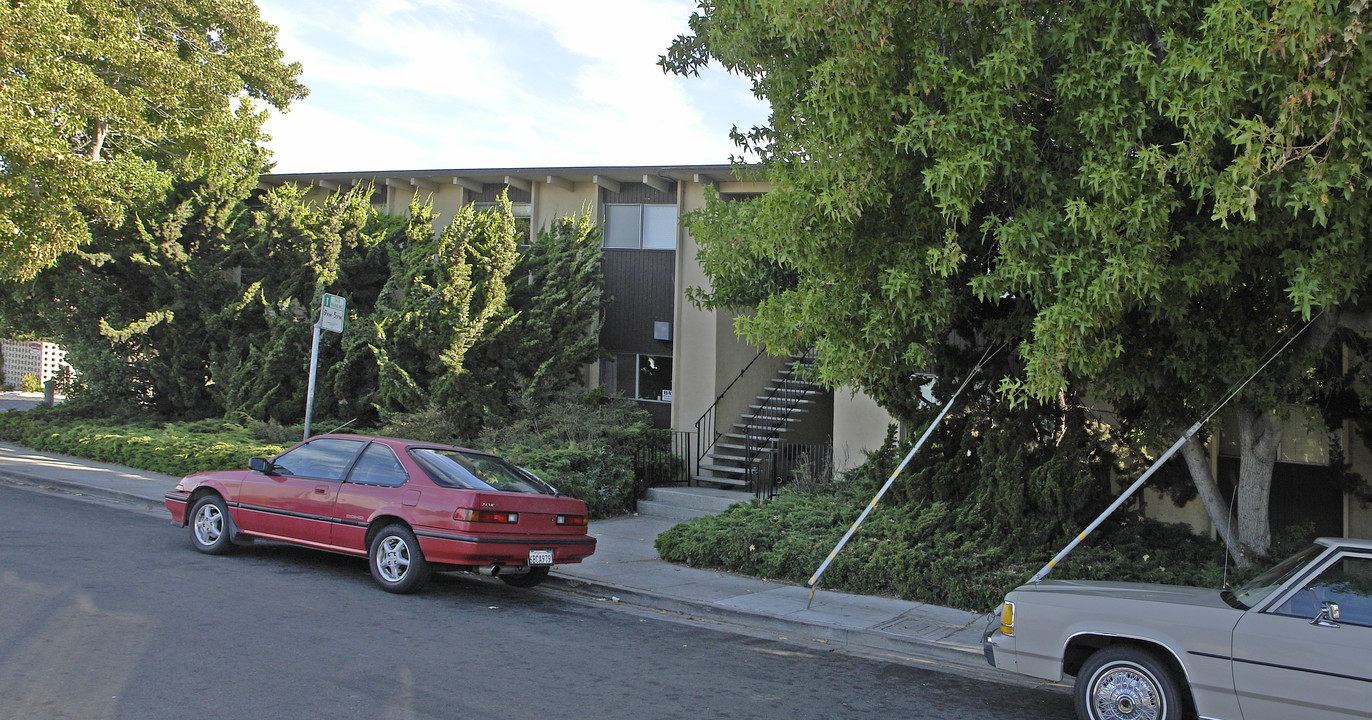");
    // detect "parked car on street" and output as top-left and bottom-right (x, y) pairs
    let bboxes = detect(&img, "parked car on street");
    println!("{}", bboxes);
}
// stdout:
(165, 434), (596, 593)
(984, 537), (1372, 720)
